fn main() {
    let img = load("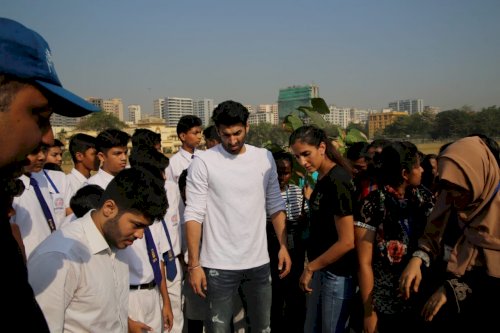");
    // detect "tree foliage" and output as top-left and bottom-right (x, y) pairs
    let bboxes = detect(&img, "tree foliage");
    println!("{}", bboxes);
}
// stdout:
(246, 123), (289, 149)
(382, 106), (500, 140)
(77, 112), (127, 132)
